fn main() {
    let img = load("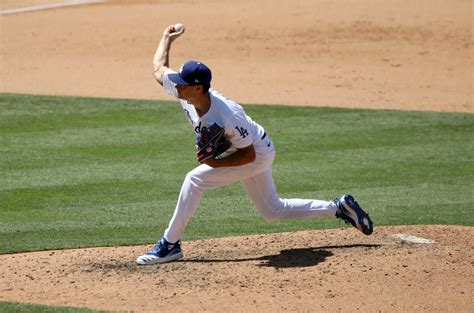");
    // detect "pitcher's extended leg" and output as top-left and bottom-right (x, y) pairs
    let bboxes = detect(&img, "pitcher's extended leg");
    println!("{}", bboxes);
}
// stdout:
(241, 167), (337, 221)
